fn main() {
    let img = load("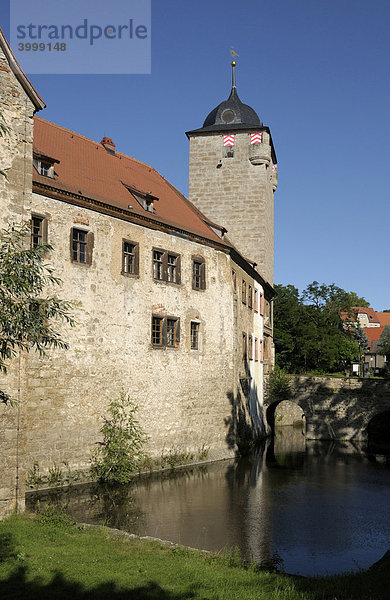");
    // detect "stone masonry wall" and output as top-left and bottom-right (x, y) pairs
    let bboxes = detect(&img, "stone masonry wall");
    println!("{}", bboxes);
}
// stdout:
(188, 131), (275, 285)
(264, 375), (390, 441)
(0, 44), (36, 516)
